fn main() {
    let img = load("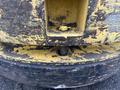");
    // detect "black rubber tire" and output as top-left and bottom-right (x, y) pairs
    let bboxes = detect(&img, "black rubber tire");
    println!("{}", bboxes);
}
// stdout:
(0, 75), (49, 90)
(0, 69), (119, 90)
(0, 55), (119, 89)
